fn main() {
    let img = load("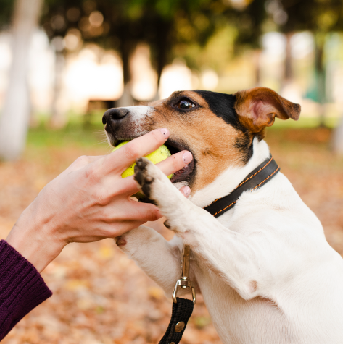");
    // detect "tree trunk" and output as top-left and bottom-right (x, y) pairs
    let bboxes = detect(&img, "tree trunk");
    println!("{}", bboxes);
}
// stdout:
(314, 34), (326, 128)
(152, 43), (167, 101)
(49, 51), (66, 128)
(253, 50), (262, 86)
(284, 33), (293, 83)
(118, 36), (134, 107)
(151, 19), (172, 101)
(279, 32), (294, 96)
(0, 0), (42, 161)
(332, 115), (343, 155)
